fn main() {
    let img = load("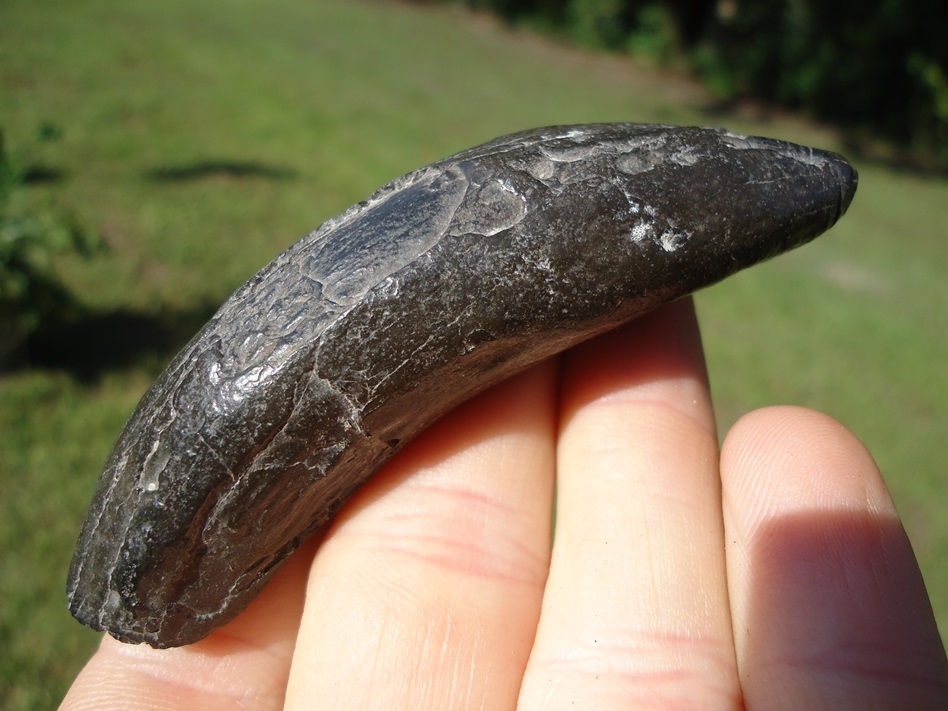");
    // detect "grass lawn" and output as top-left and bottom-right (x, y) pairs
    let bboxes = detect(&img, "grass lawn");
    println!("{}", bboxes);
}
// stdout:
(2, 0), (946, 707)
